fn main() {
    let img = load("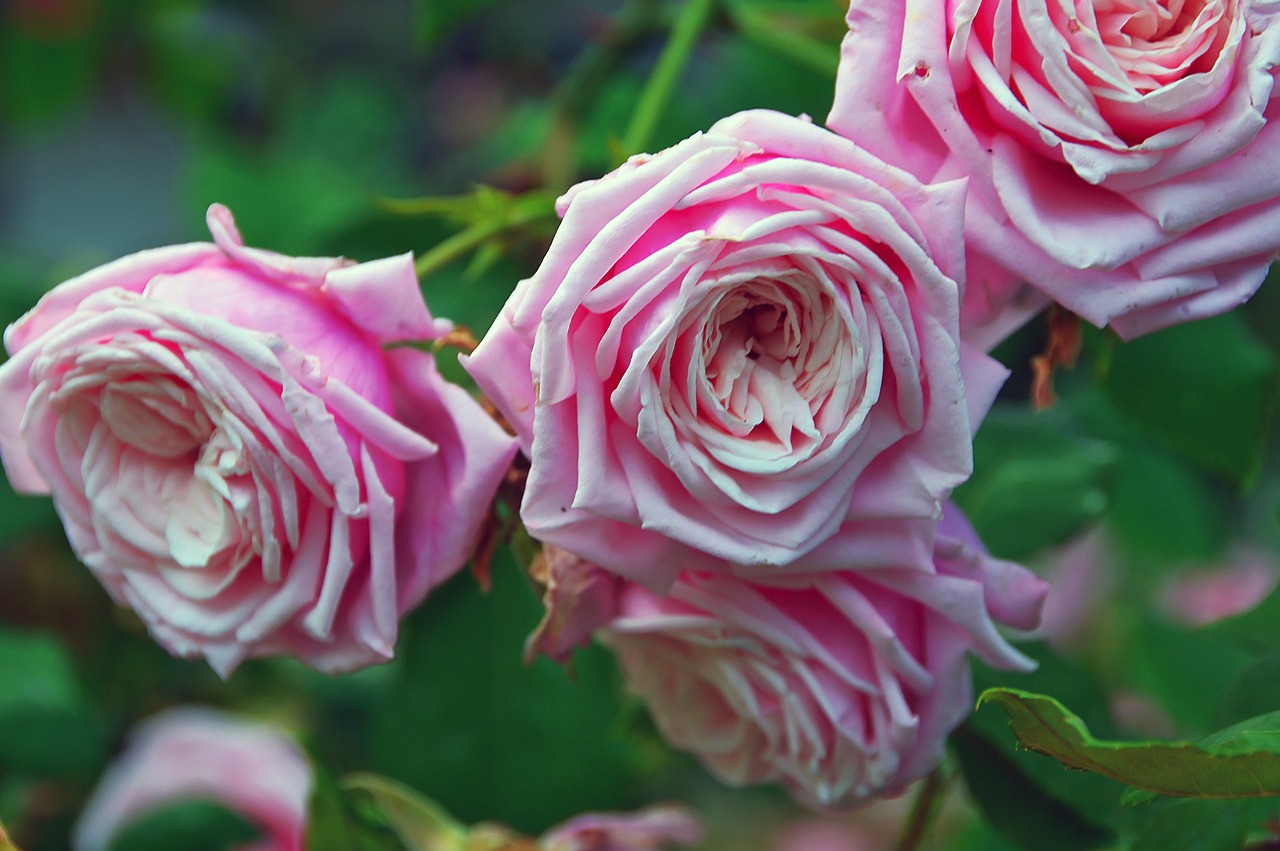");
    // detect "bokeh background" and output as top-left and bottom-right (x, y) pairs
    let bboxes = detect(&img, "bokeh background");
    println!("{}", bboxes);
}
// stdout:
(6, 1), (1280, 849)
